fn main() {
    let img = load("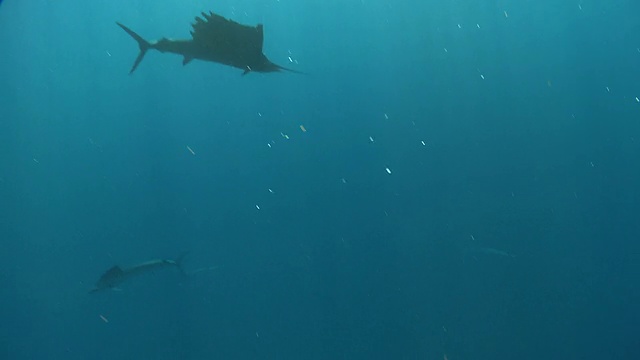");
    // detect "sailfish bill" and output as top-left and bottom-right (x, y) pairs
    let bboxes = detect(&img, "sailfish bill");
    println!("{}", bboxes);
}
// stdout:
(89, 255), (187, 293)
